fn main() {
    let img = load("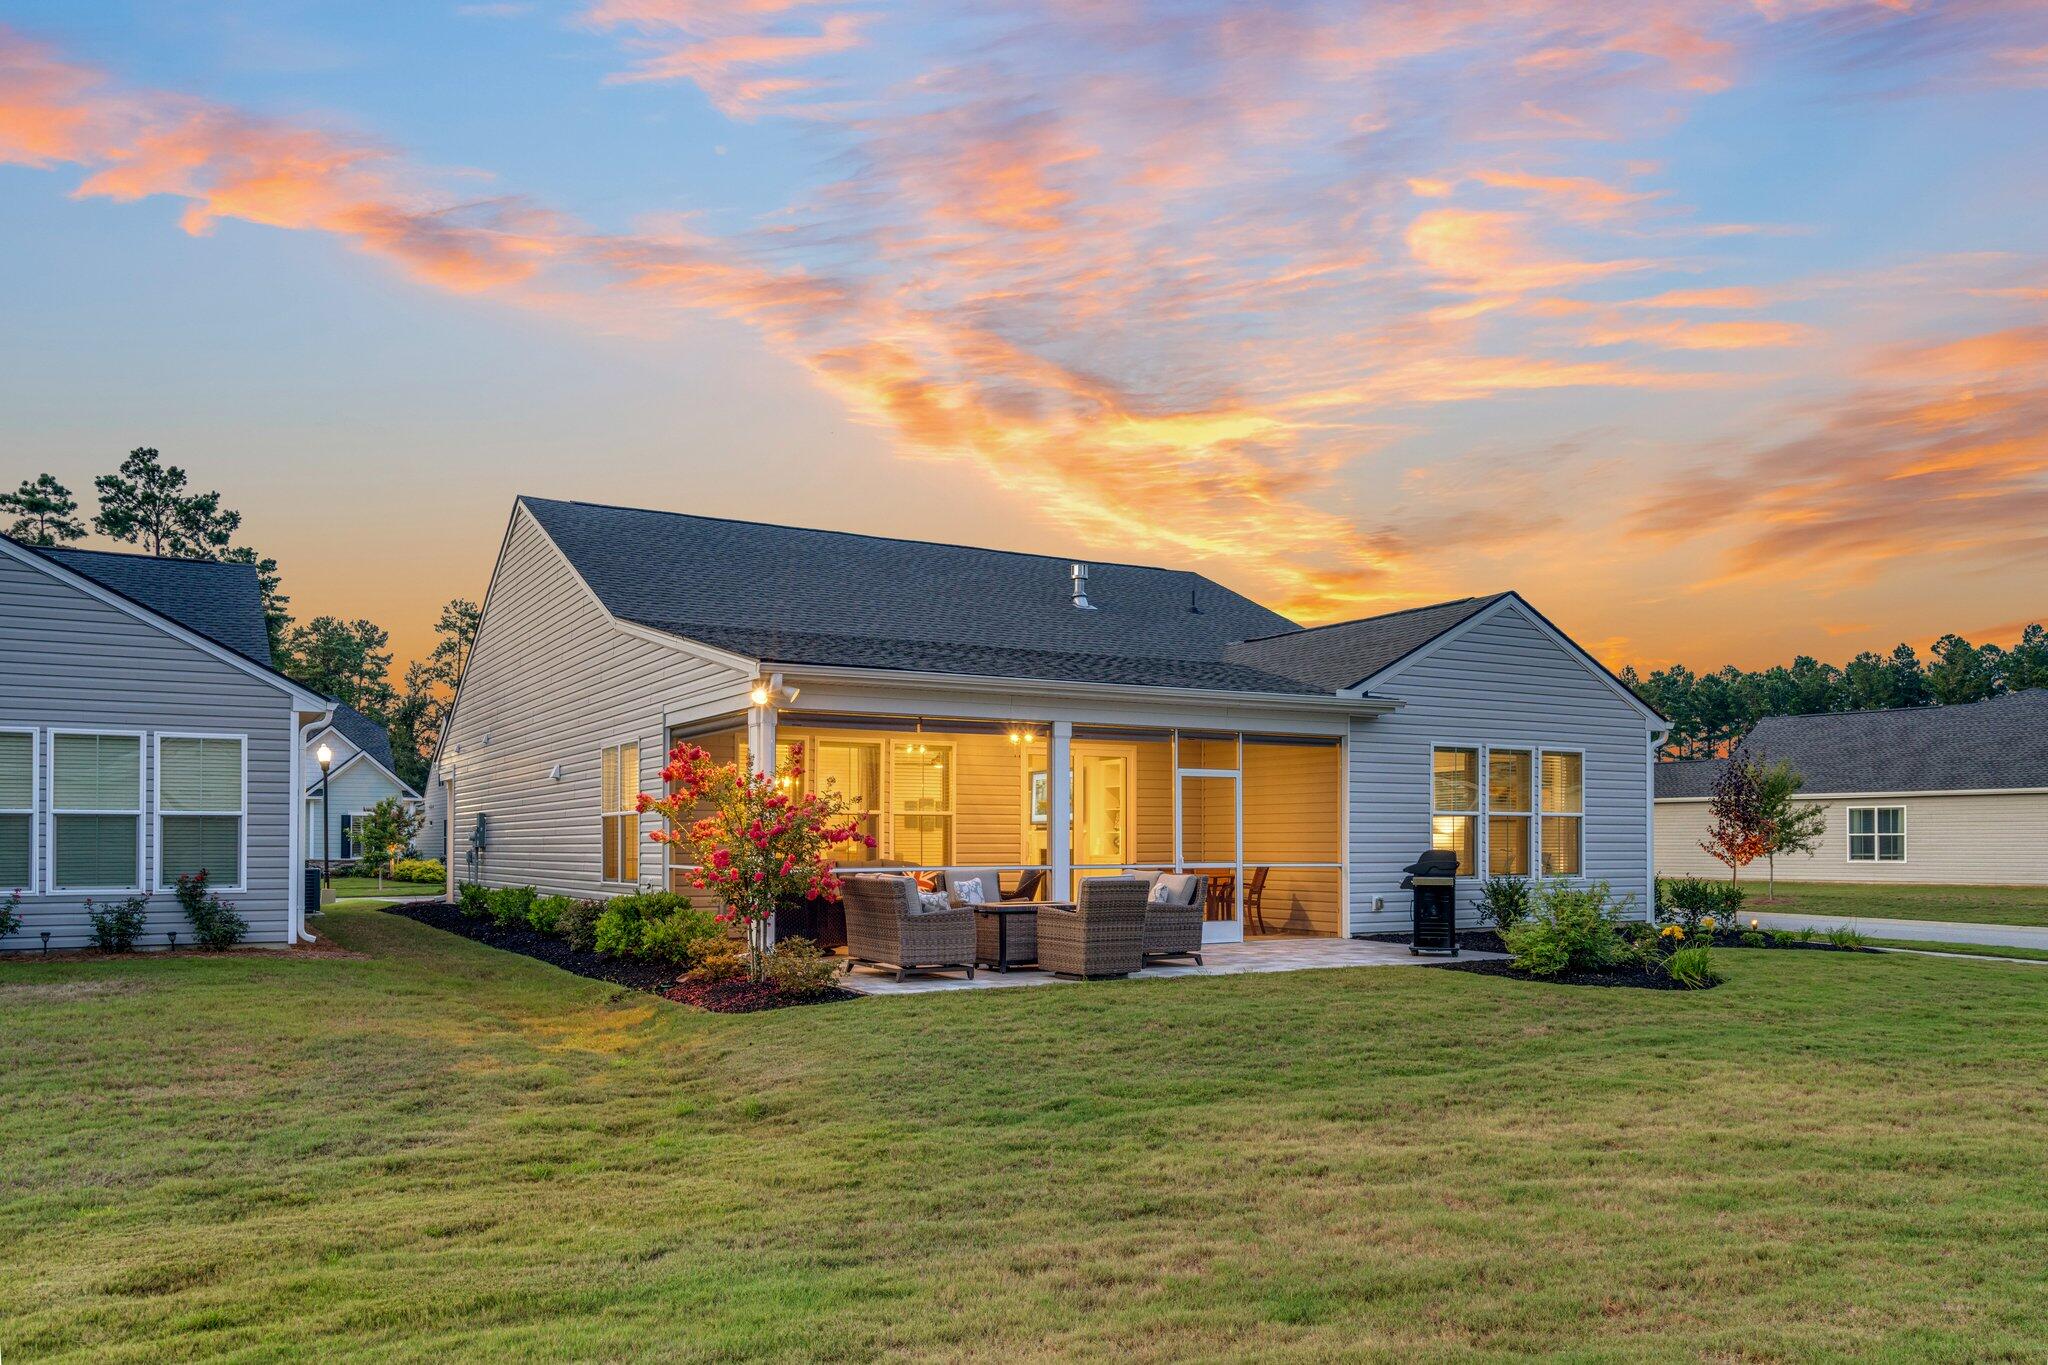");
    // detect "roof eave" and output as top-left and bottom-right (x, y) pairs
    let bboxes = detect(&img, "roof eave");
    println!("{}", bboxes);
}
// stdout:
(765, 661), (1400, 715)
